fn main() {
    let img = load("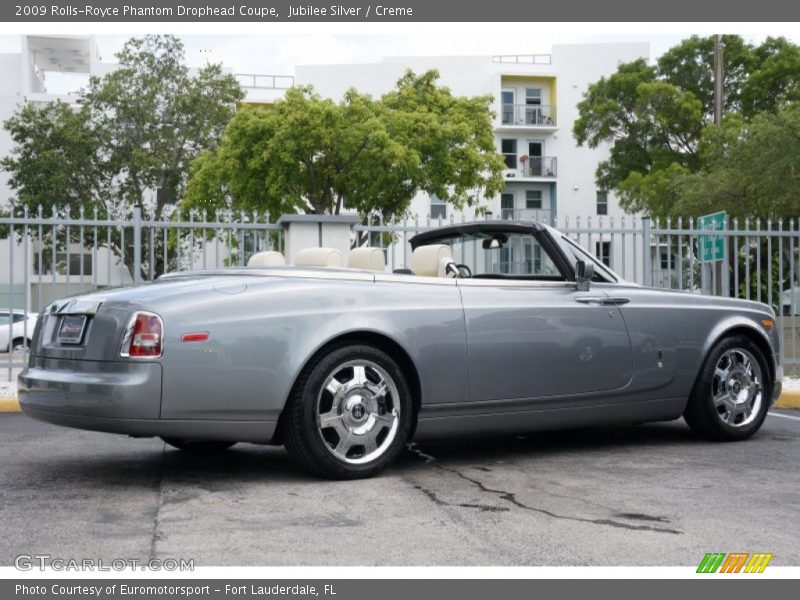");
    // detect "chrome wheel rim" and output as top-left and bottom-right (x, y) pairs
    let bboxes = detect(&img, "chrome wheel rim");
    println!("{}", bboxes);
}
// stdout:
(316, 359), (400, 464)
(712, 348), (763, 428)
